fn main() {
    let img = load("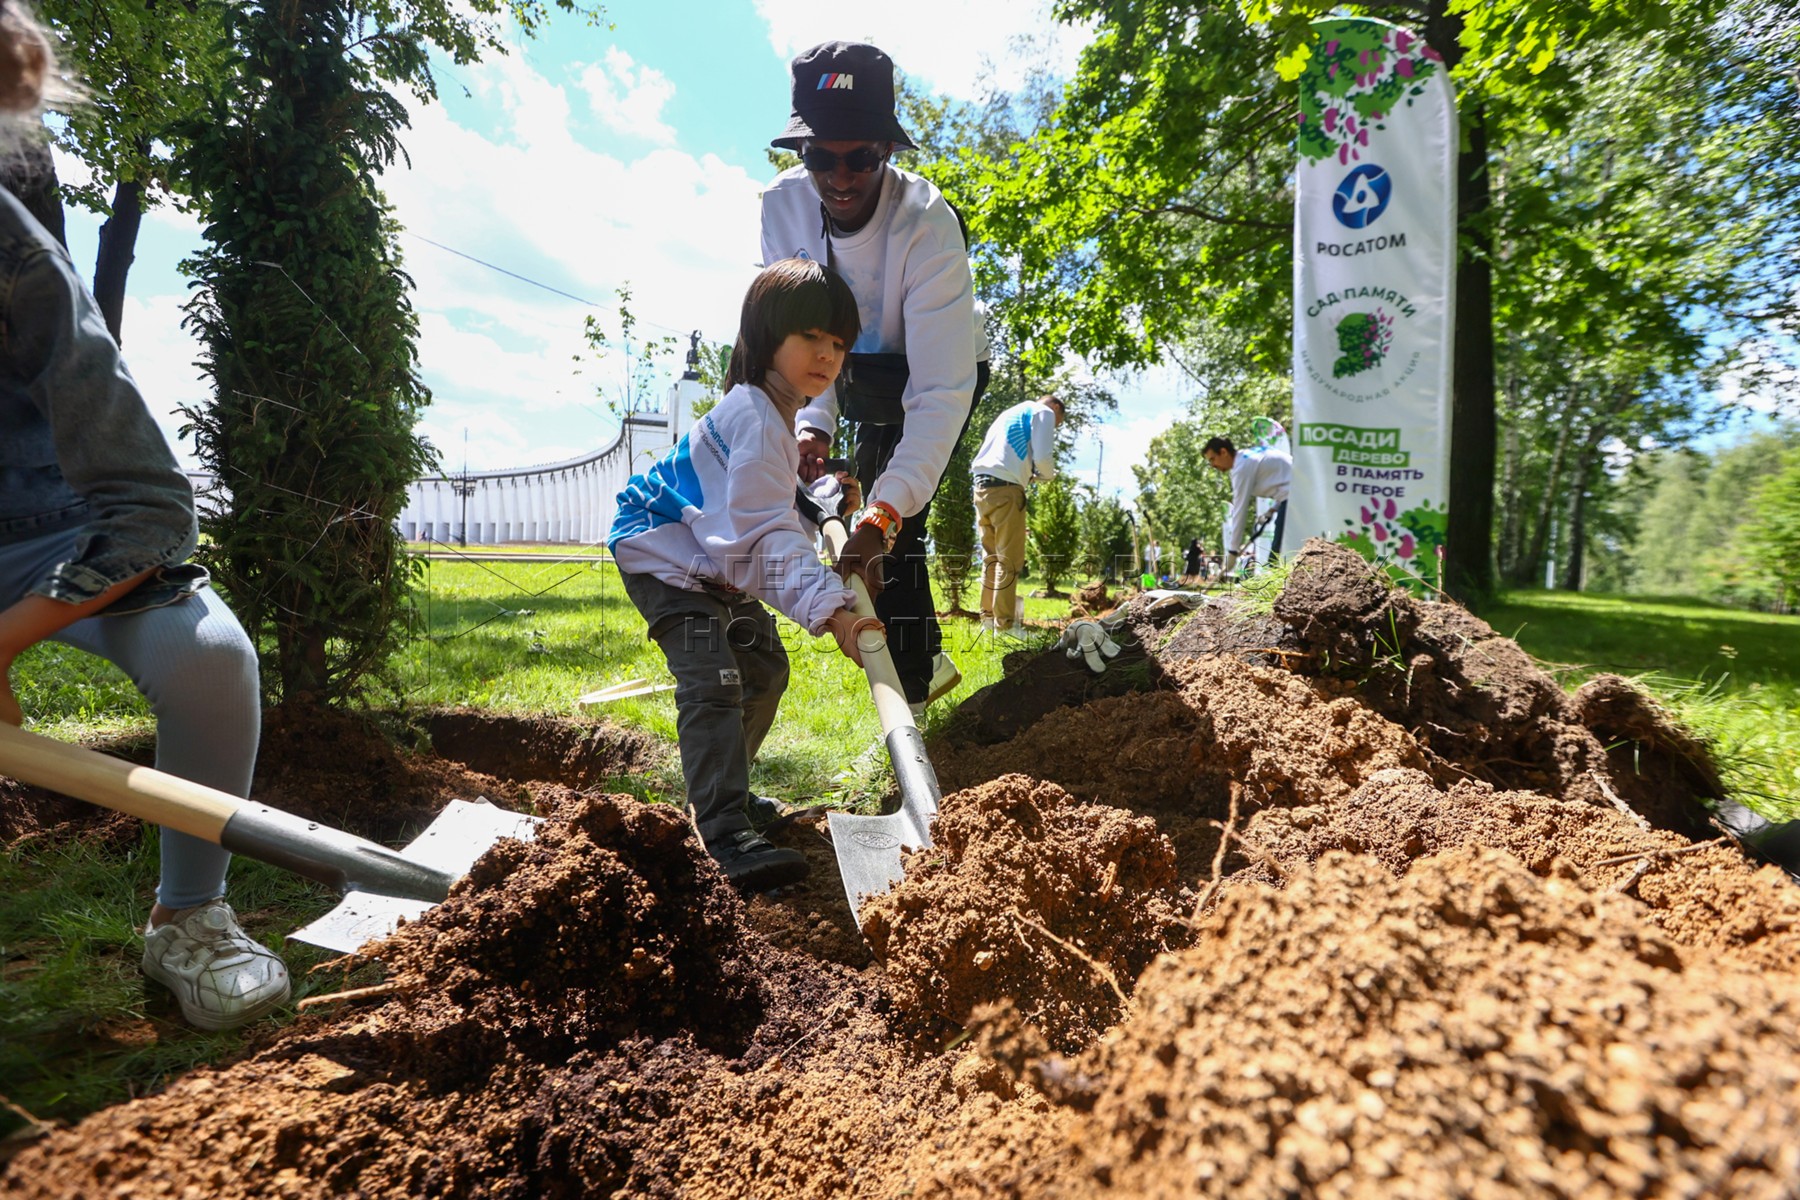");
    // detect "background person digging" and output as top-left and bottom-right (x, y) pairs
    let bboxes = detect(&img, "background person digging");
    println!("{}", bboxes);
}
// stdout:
(761, 40), (989, 717)
(1204, 434), (1293, 575)
(971, 393), (1062, 636)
